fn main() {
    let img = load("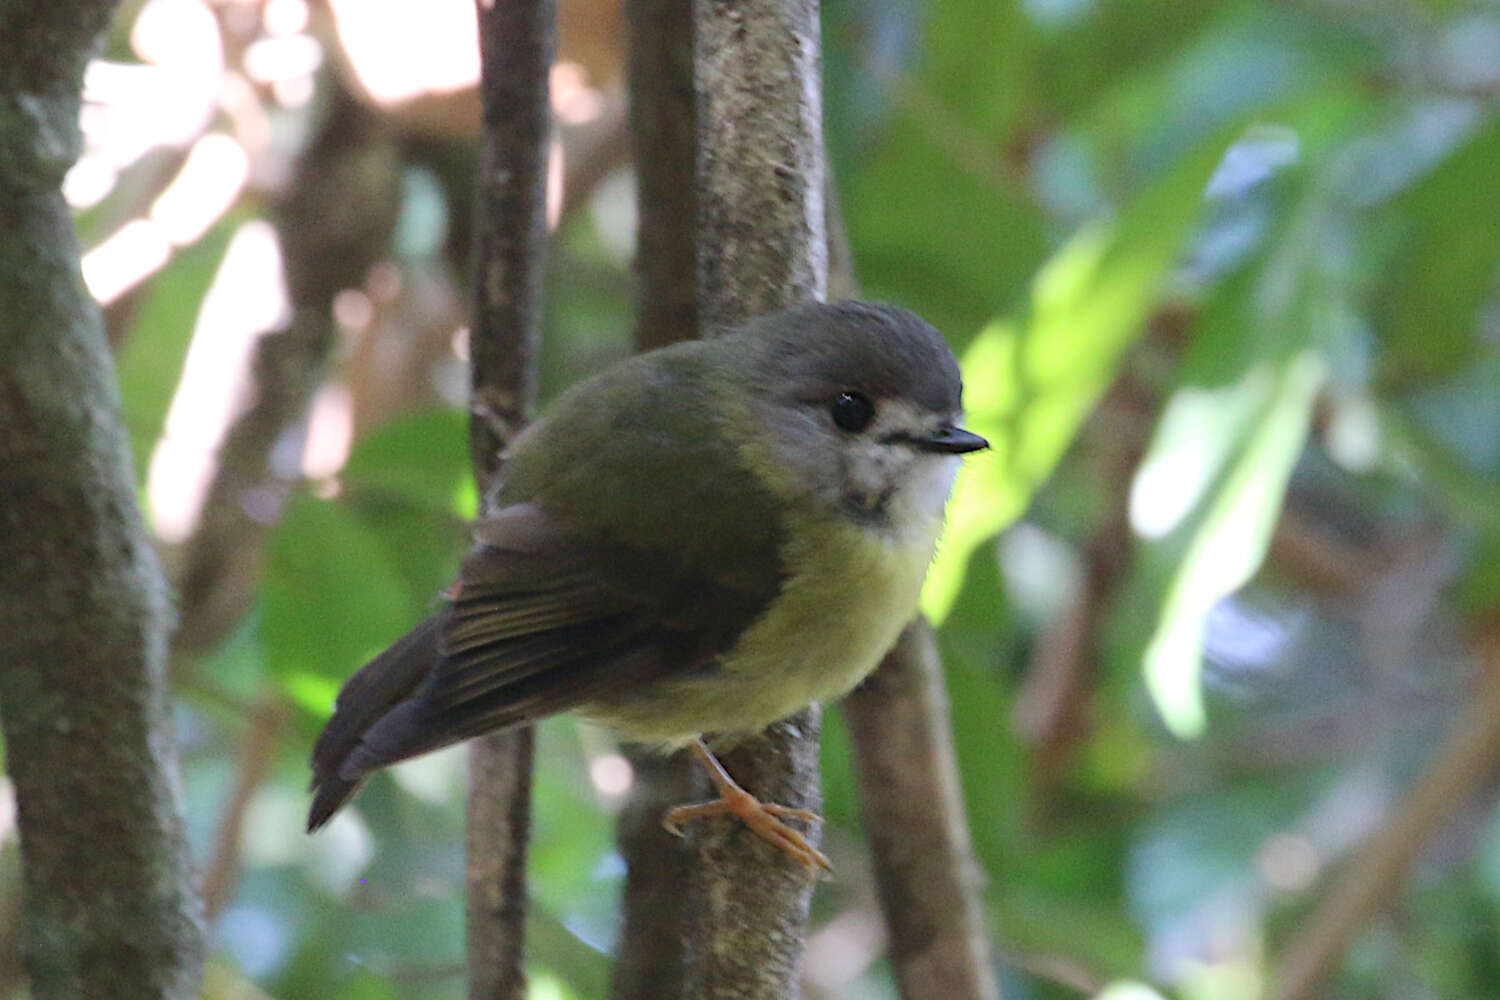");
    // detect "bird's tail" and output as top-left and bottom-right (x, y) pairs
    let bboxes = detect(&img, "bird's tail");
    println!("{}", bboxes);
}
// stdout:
(307, 616), (443, 831)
